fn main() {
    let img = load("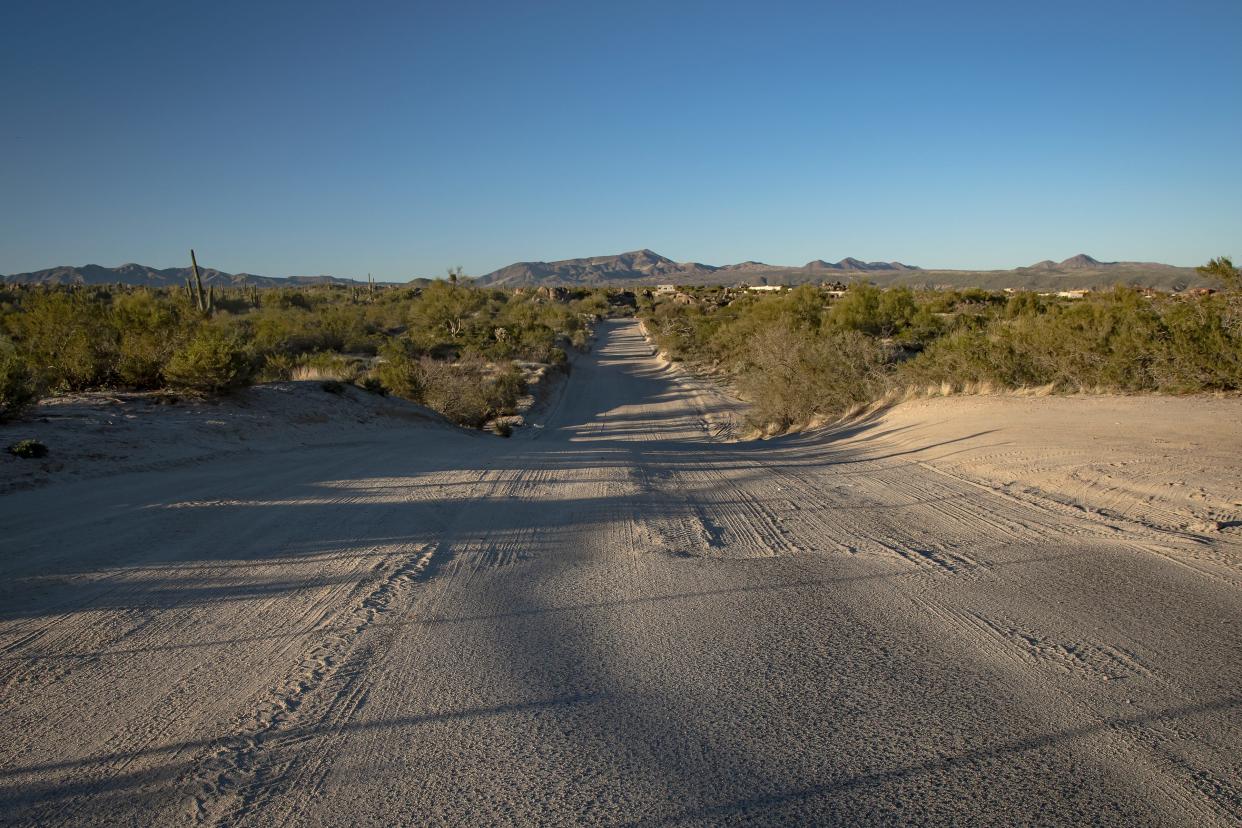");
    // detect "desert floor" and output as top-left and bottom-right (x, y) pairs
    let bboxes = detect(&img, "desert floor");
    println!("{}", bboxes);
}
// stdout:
(1, 319), (1240, 826)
